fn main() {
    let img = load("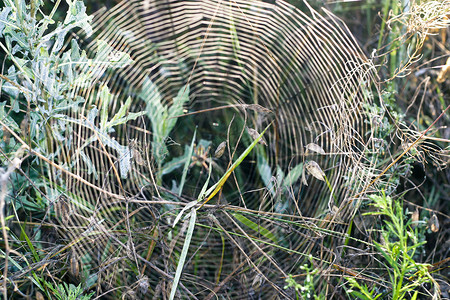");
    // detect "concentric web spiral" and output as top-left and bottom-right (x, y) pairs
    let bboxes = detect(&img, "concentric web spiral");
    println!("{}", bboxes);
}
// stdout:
(55, 0), (384, 298)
